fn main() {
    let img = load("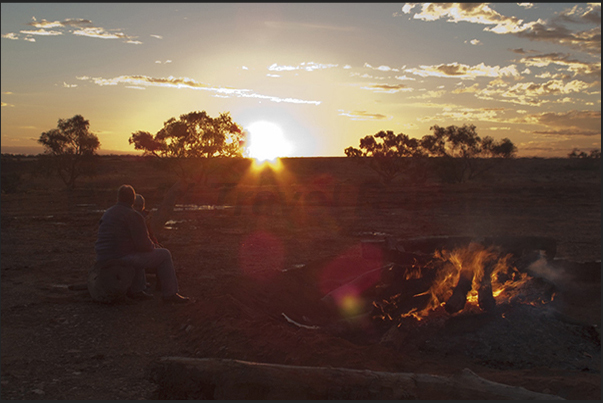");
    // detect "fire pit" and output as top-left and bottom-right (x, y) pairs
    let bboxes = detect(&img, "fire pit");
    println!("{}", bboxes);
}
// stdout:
(318, 235), (600, 372)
